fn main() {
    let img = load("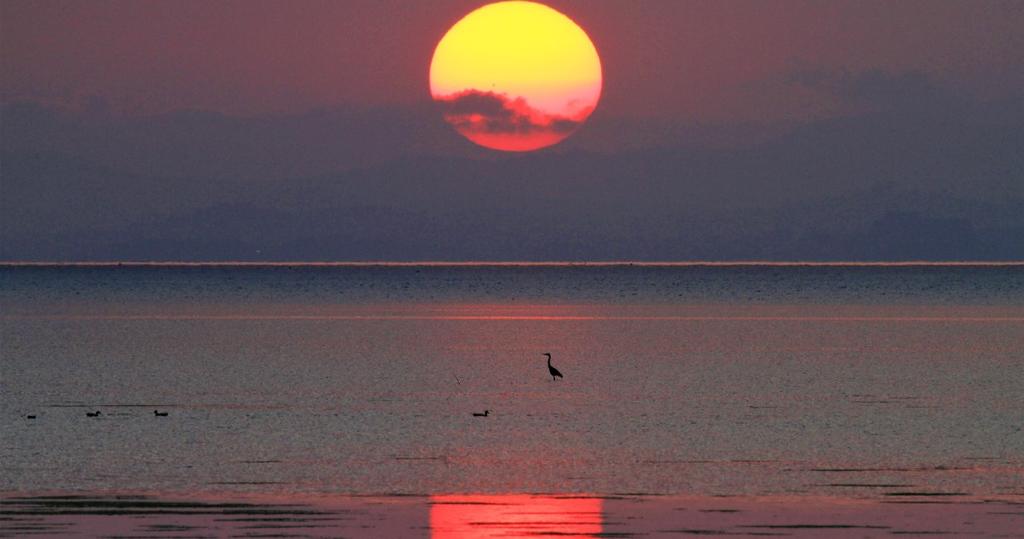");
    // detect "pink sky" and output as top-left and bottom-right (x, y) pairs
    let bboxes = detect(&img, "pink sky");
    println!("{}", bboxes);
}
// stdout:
(3, 0), (1021, 120)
